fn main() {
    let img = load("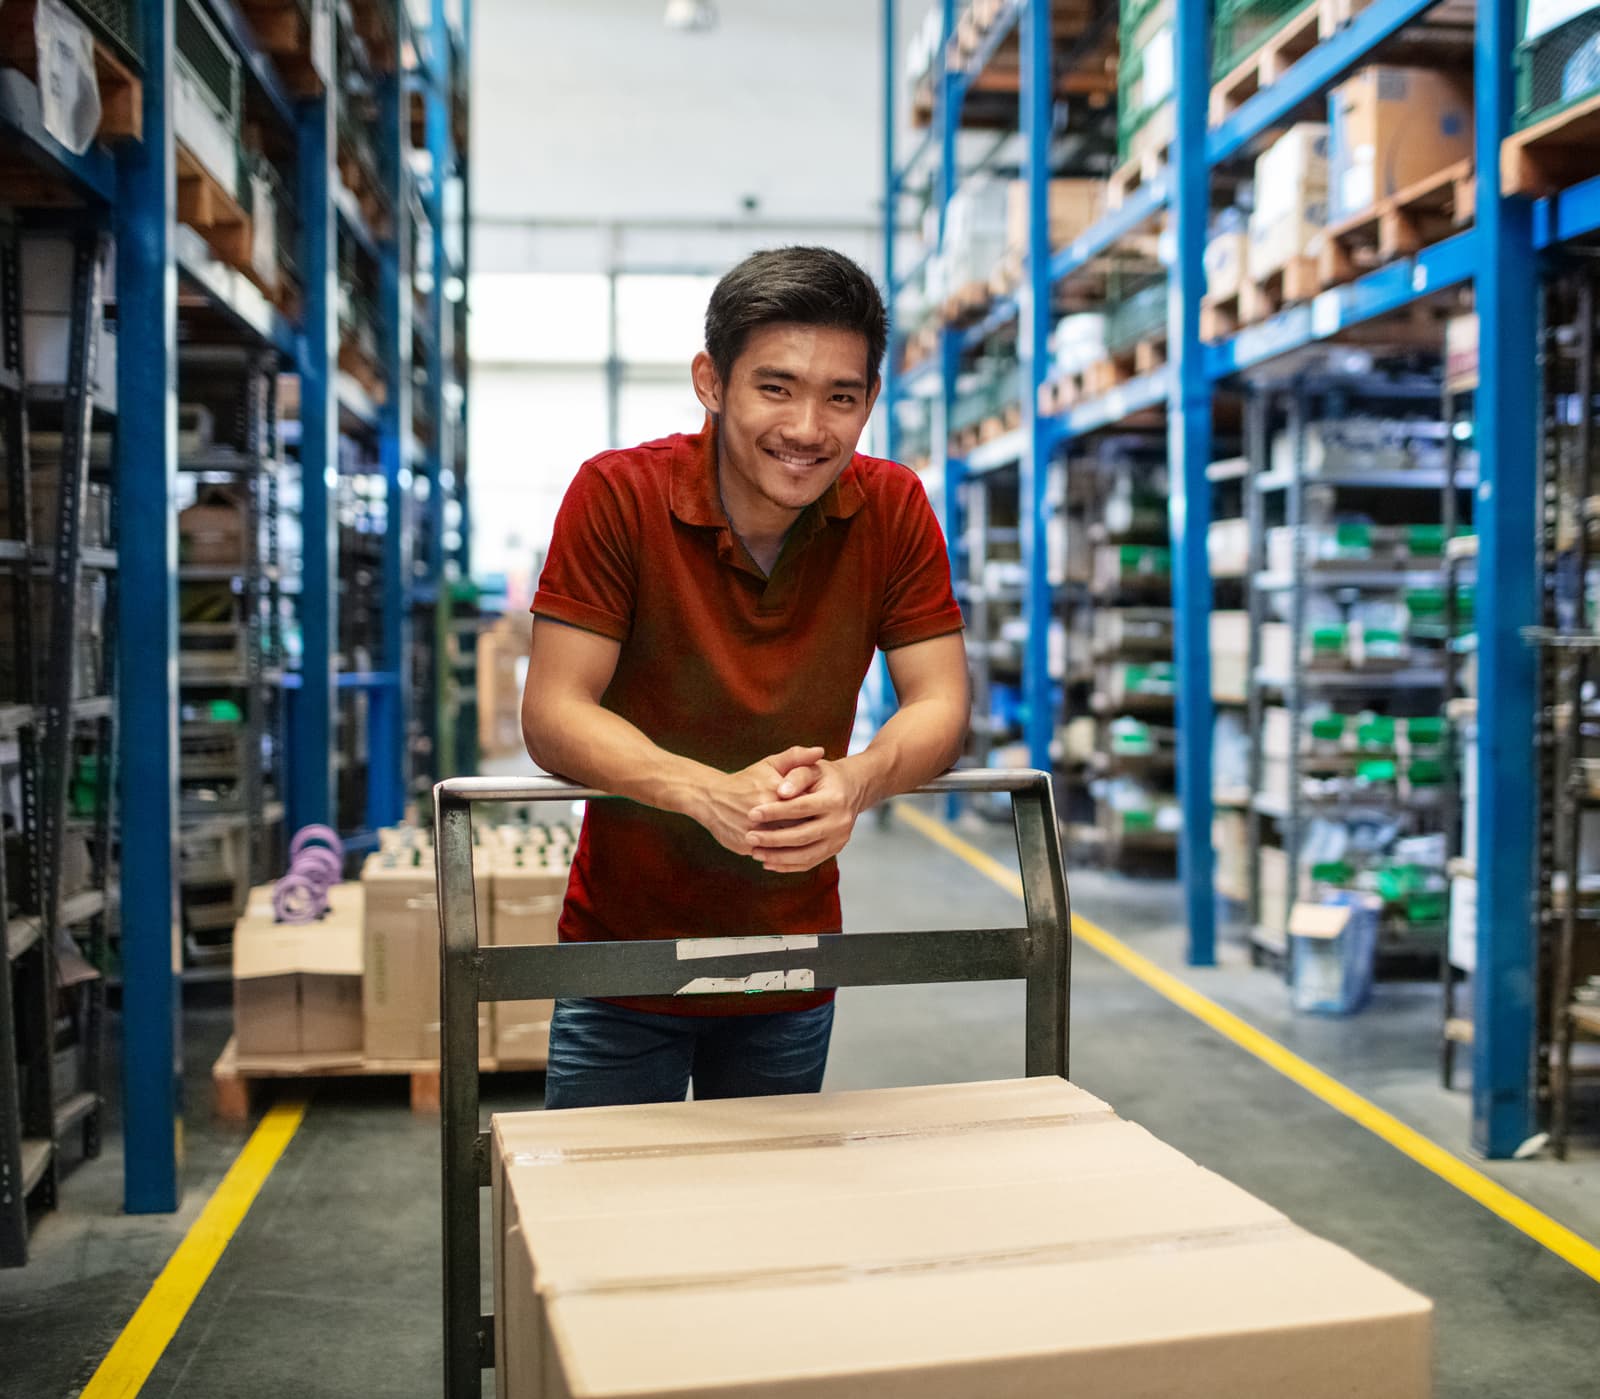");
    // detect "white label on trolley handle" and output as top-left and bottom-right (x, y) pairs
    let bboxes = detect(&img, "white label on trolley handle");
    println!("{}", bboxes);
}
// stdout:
(676, 969), (817, 996)
(675, 934), (819, 960)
